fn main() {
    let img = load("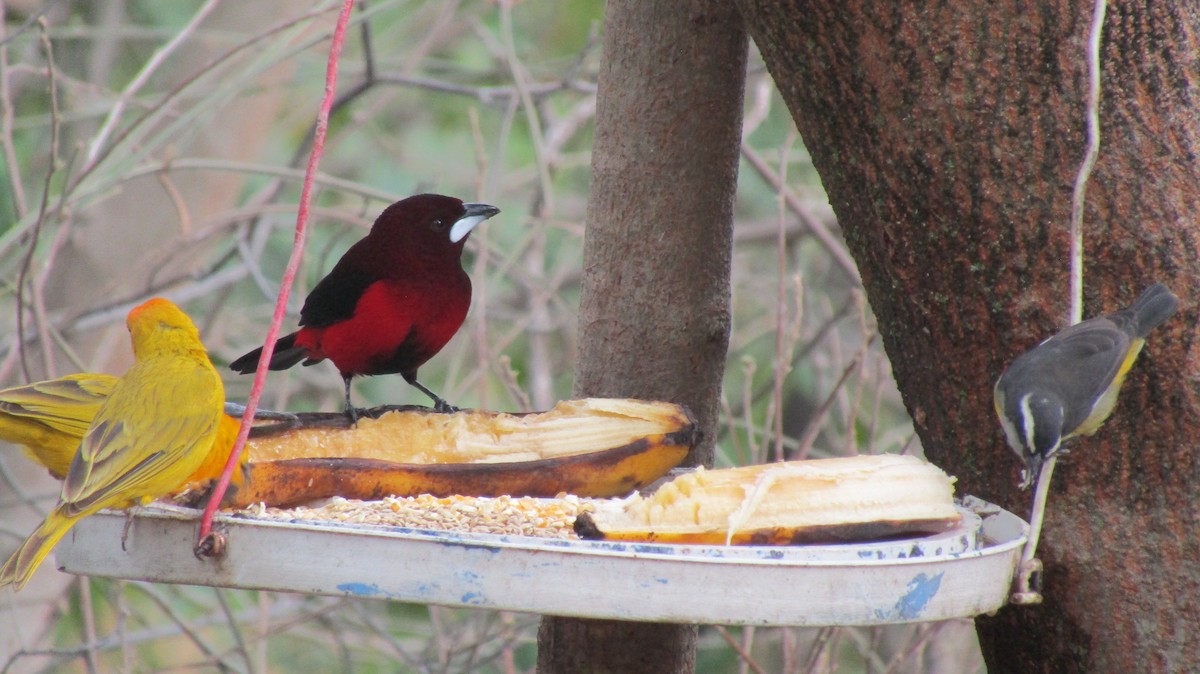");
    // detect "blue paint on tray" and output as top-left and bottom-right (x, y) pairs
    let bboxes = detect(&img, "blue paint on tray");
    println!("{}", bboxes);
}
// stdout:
(630, 543), (676, 555)
(432, 535), (502, 554)
(338, 582), (385, 597)
(874, 572), (943, 621)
